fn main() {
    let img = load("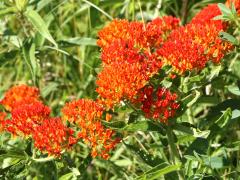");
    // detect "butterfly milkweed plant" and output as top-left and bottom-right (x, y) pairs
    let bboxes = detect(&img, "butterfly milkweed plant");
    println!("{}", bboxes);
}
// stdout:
(1, 0), (240, 179)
